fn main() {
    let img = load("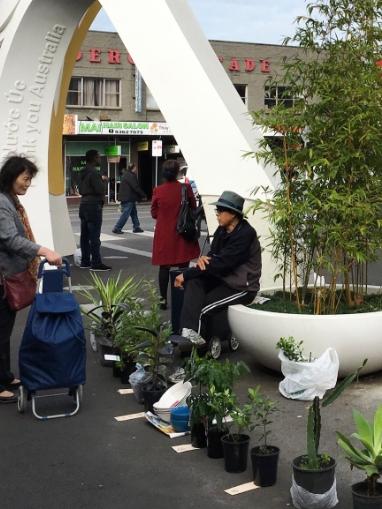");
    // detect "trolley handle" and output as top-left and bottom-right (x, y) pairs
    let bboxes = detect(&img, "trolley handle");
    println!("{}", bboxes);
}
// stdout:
(37, 257), (70, 278)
